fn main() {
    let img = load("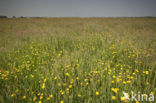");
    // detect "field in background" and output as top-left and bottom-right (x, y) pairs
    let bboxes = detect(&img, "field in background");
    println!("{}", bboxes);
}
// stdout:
(0, 18), (156, 103)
